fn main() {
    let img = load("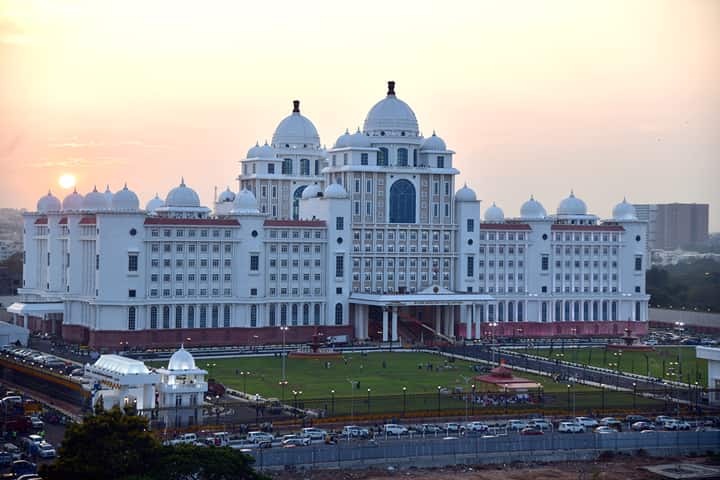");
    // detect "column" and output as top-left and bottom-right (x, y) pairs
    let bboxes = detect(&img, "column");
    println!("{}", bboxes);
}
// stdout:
(474, 304), (481, 339)
(434, 307), (441, 334)
(382, 308), (389, 342)
(354, 305), (362, 339)
(465, 305), (472, 339)
(447, 306), (455, 338)
(391, 306), (398, 342)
